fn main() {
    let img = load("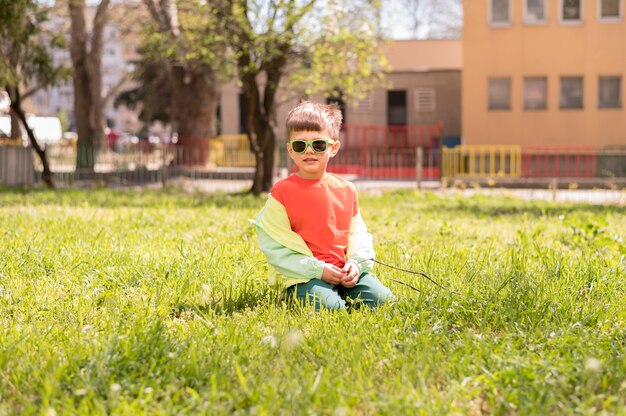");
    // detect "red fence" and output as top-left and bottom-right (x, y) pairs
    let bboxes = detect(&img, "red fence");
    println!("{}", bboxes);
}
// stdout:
(341, 123), (443, 149)
(327, 123), (443, 179)
(521, 146), (598, 178)
(328, 147), (441, 179)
